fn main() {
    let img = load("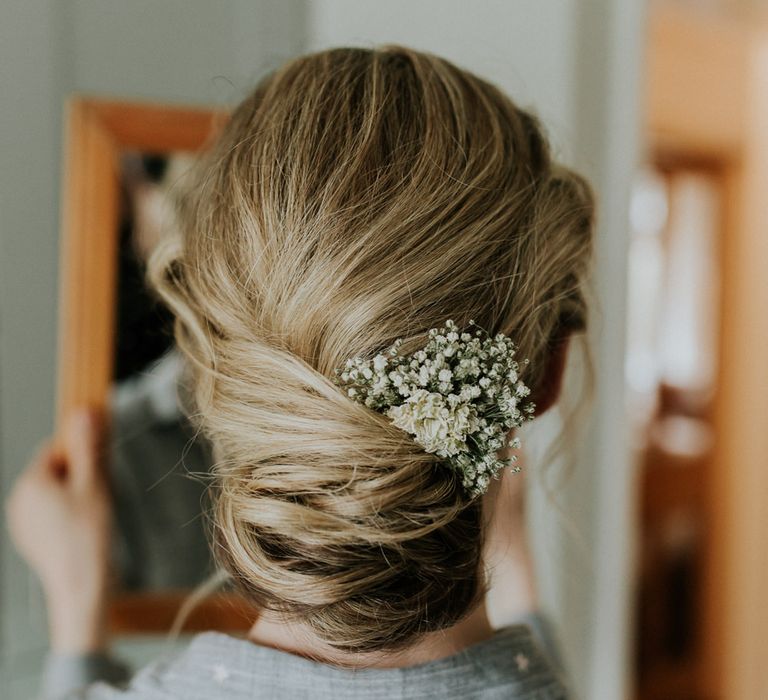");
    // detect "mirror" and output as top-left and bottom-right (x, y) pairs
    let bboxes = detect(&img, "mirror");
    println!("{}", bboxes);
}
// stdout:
(111, 151), (211, 613)
(55, 98), (256, 633)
